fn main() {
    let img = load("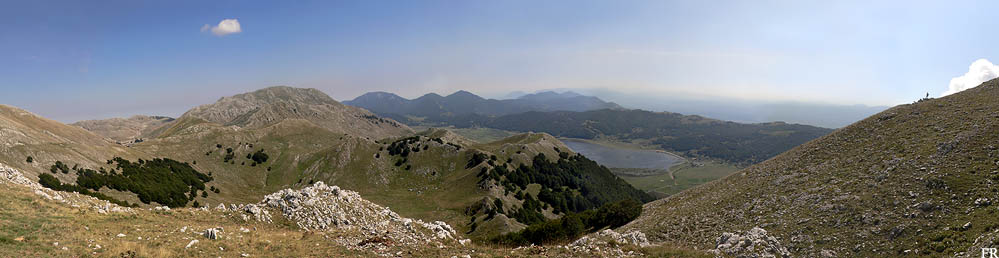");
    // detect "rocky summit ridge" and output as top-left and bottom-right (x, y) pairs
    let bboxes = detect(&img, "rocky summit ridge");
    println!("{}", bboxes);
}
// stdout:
(176, 86), (412, 139)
